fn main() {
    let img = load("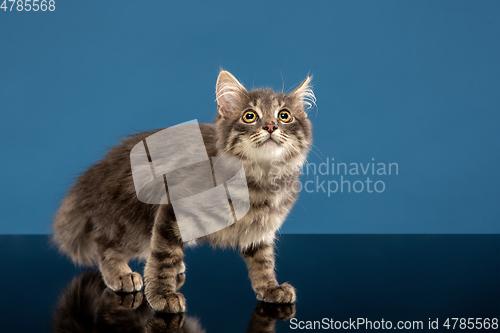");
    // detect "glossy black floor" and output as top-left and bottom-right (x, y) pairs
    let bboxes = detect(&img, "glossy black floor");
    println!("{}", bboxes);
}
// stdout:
(0, 235), (498, 332)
